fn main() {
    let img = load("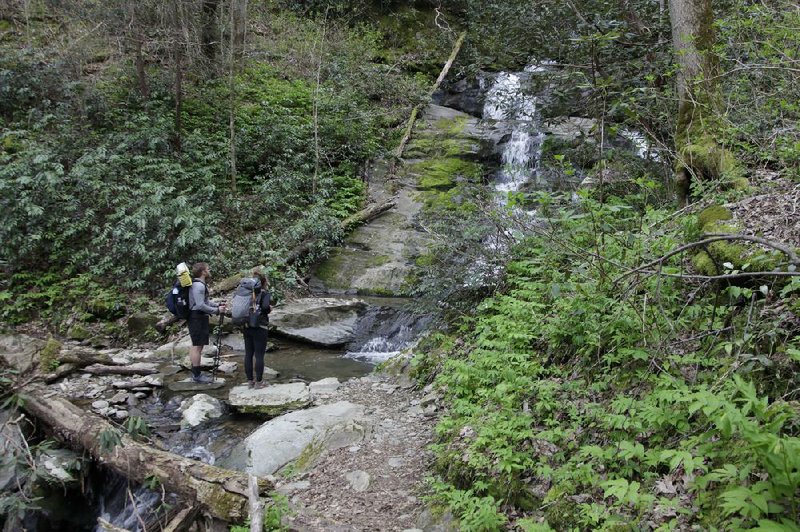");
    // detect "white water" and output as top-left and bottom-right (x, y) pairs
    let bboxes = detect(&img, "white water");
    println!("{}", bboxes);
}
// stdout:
(483, 71), (545, 199)
(345, 325), (416, 363)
